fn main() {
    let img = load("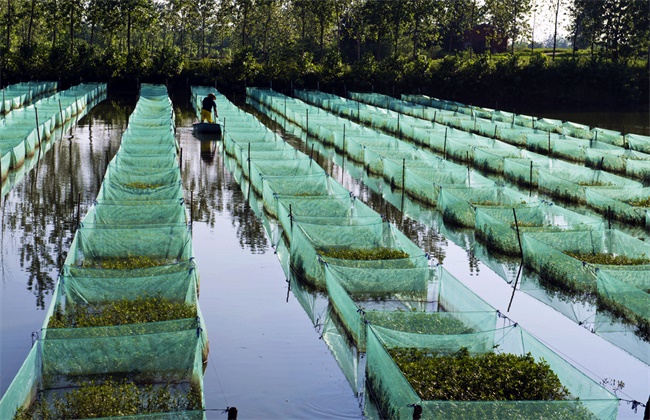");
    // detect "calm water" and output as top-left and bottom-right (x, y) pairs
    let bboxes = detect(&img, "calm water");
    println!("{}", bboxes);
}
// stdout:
(0, 90), (648, 419)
